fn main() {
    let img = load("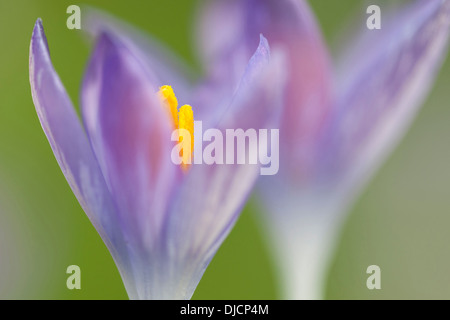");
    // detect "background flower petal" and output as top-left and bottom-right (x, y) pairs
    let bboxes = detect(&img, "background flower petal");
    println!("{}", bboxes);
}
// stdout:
(319, 0), (450, 200)
(196, 0), (333, 182)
